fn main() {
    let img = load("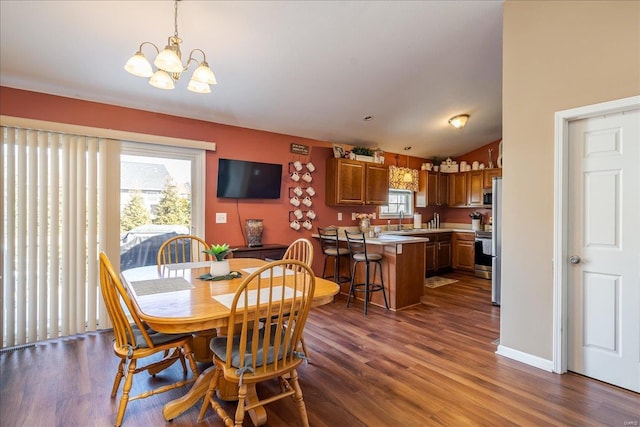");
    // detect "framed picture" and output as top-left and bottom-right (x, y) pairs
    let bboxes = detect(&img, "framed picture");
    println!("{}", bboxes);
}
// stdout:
(332, 144), (345, 158)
